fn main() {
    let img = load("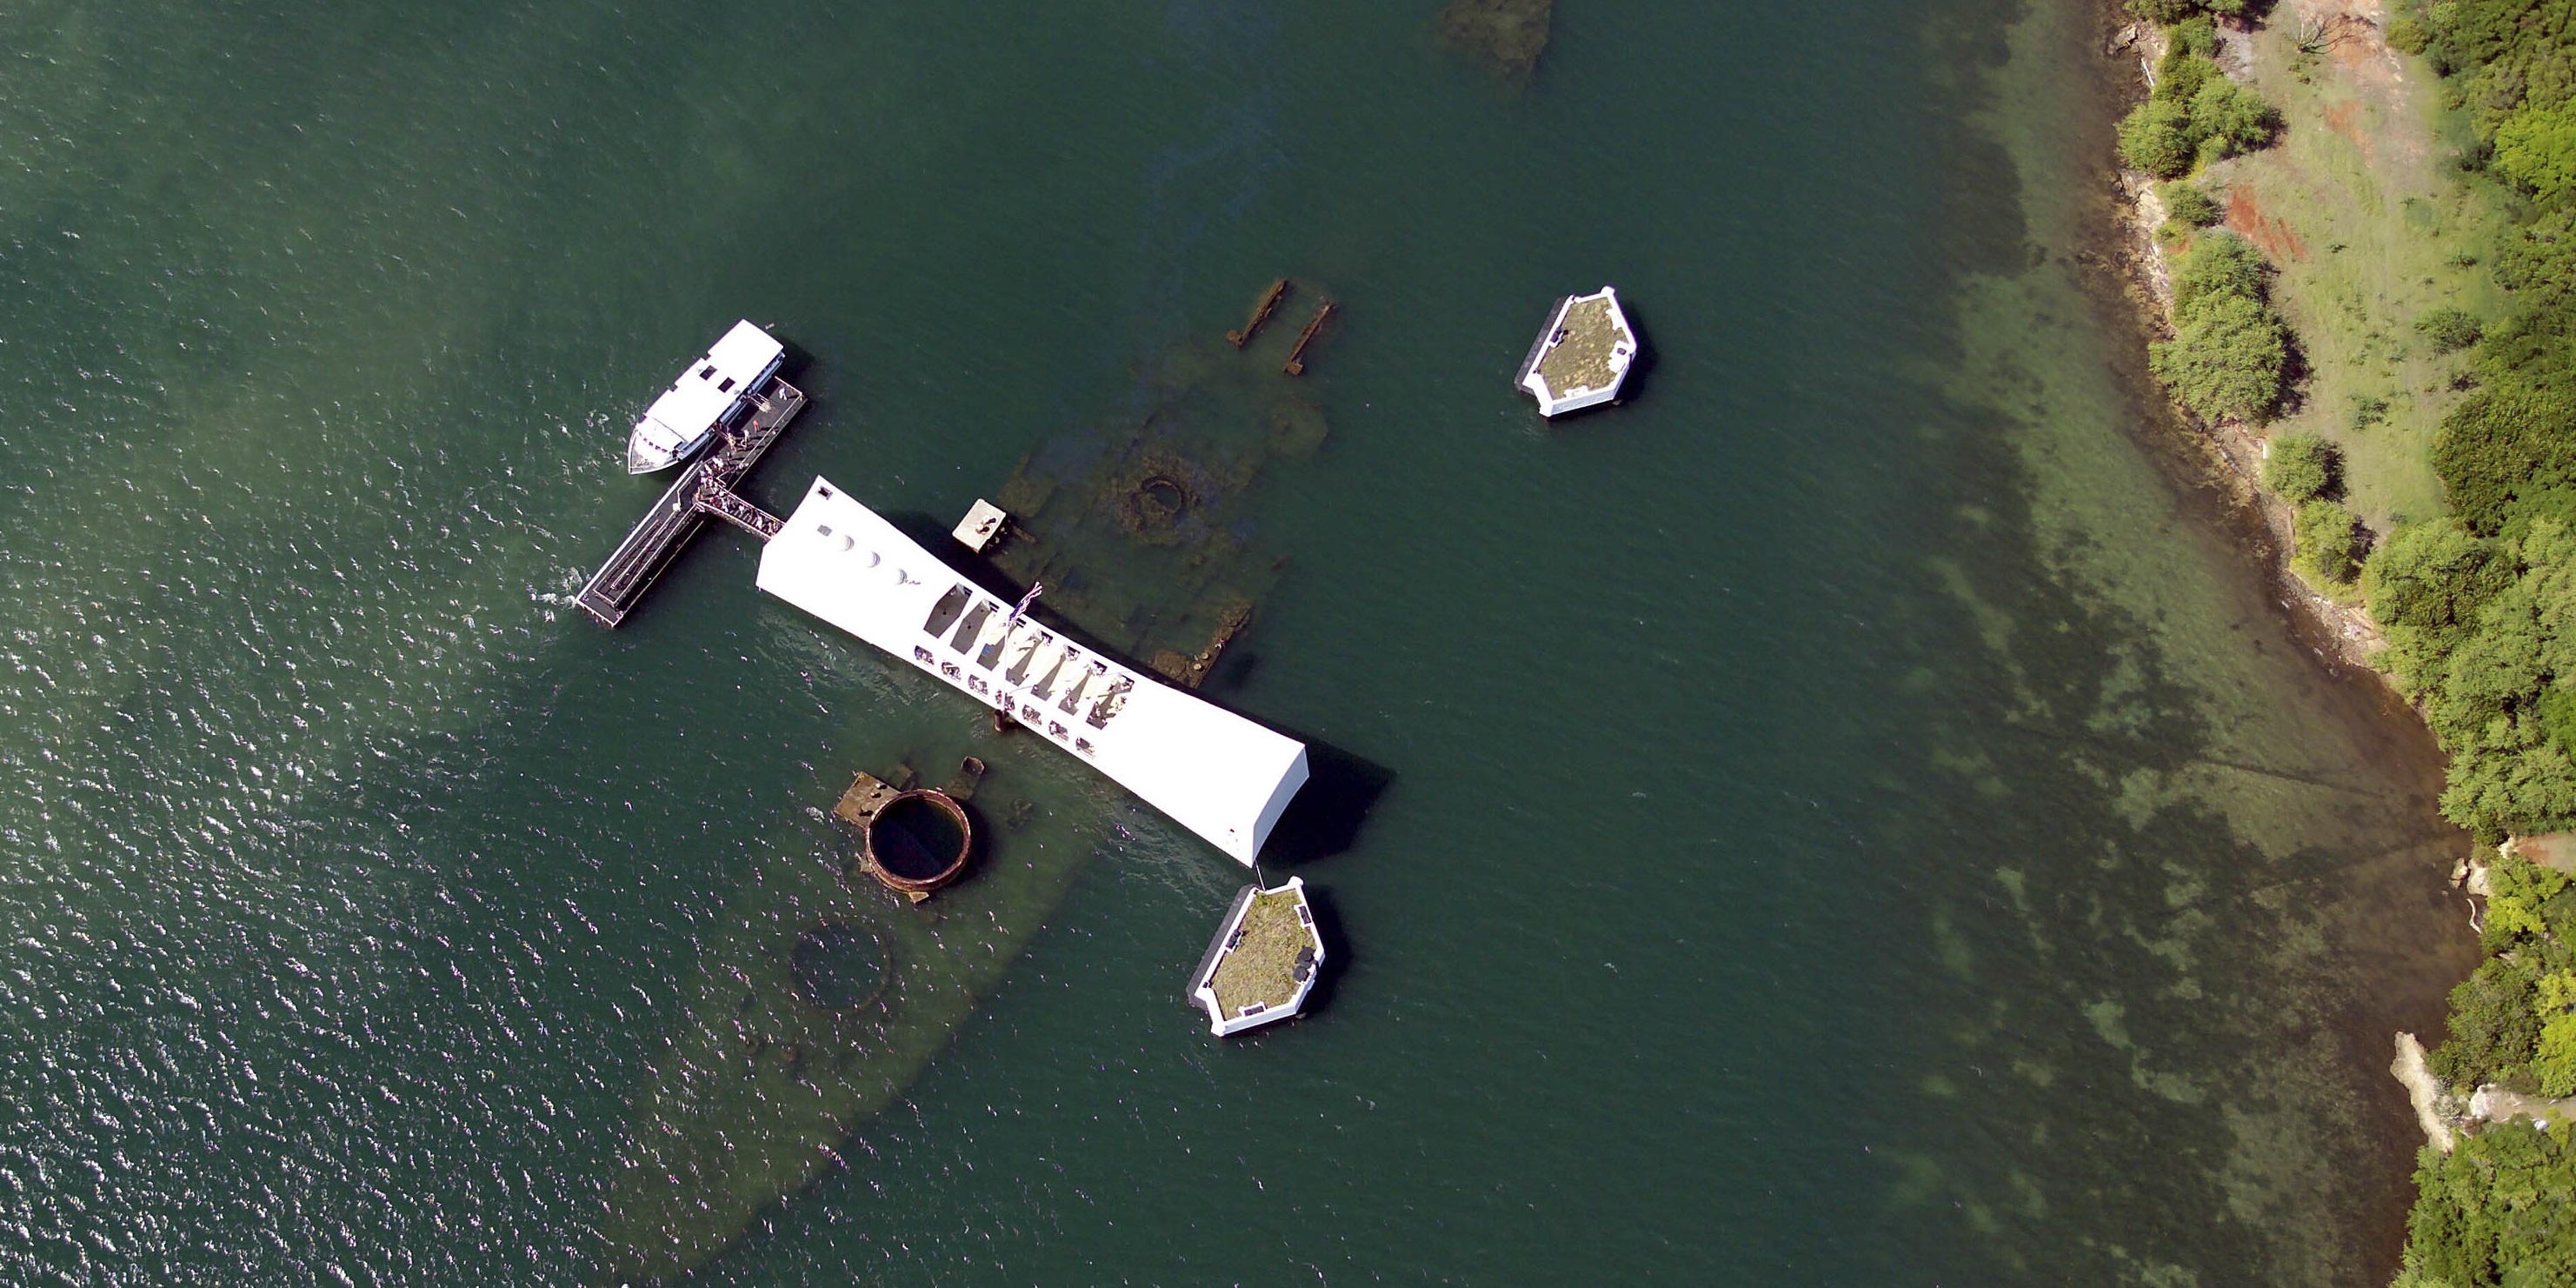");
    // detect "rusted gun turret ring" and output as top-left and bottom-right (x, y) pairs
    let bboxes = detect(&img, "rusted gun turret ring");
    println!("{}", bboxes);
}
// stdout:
(862, 789), (972, 897)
